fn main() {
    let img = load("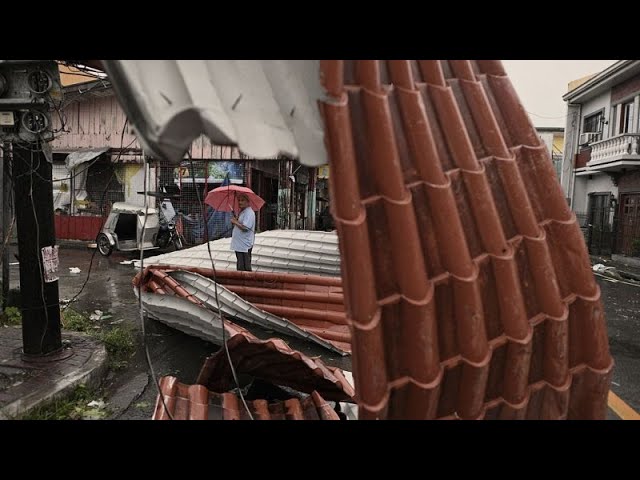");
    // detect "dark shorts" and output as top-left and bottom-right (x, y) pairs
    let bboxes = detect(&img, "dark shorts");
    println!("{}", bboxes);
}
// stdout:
(235, 247), (253, 271)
